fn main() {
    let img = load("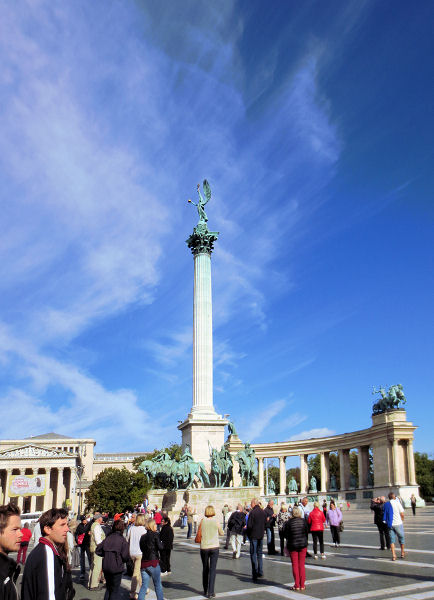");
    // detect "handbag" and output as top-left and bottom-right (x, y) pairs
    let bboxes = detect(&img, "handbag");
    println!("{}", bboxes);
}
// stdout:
(195, 520), (202, 544)
(339, 521), (344, 532)
(77, 533), (85, 546)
